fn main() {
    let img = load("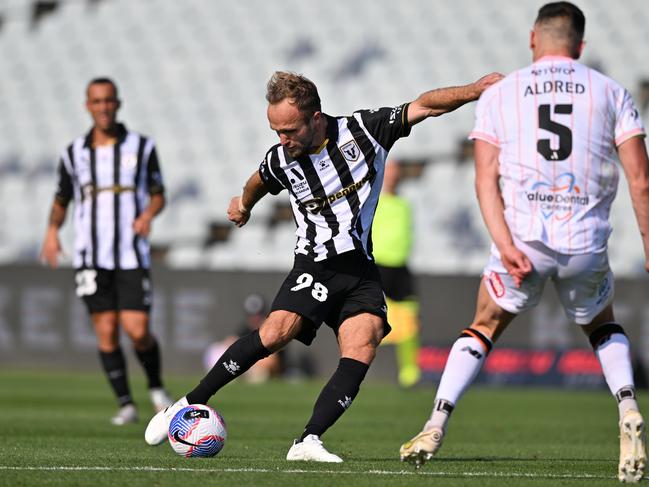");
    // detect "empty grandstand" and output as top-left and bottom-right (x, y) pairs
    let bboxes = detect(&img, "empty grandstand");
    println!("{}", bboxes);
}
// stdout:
(0, 0), (647, 274)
